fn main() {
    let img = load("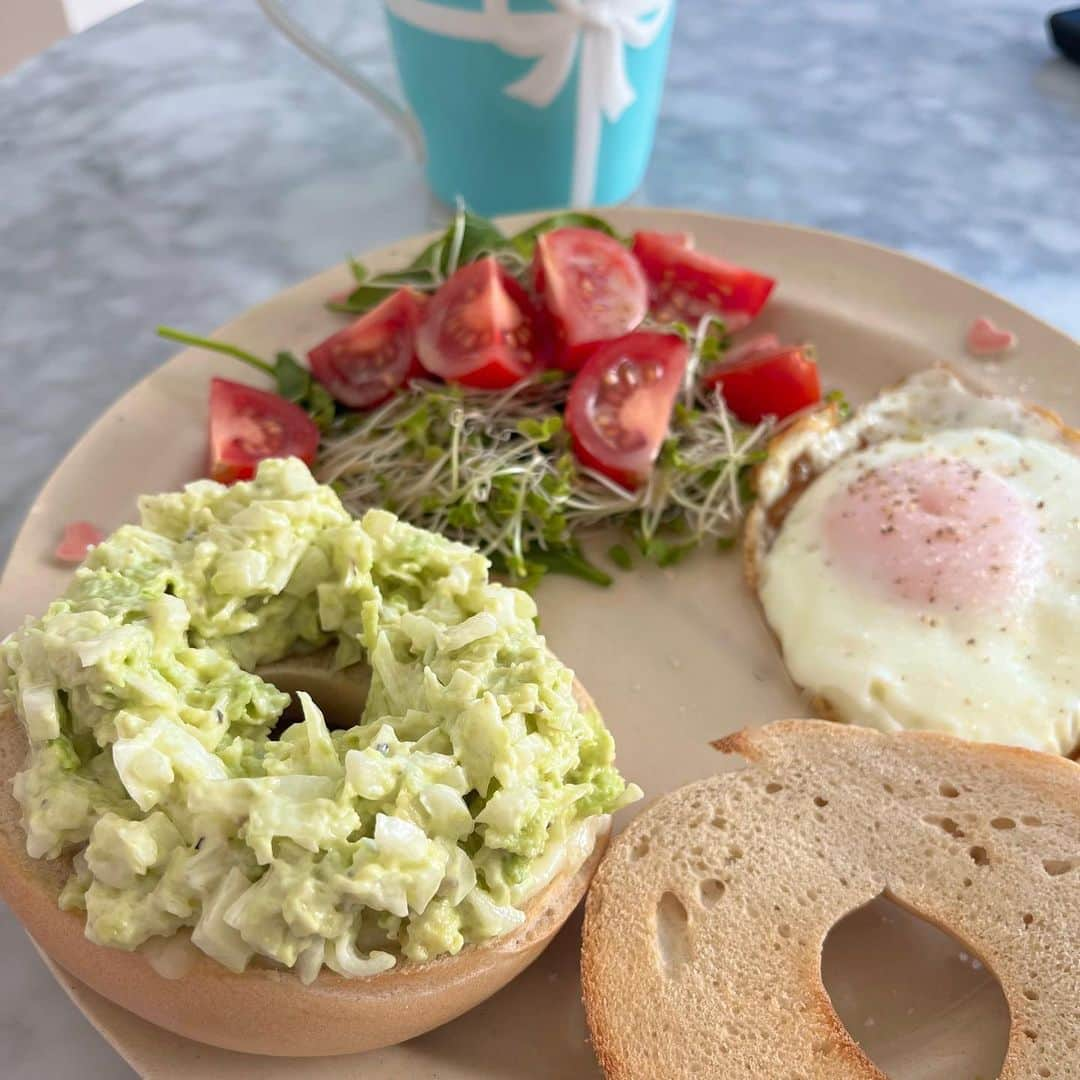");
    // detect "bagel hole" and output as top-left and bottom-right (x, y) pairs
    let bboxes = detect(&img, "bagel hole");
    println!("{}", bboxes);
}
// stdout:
(259, 656), (372, 738)
(822, 893), (1010, 1080)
